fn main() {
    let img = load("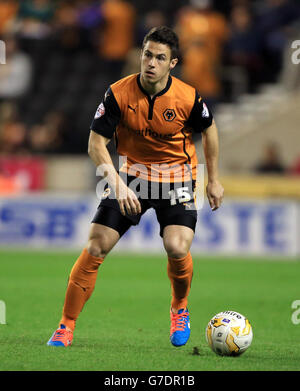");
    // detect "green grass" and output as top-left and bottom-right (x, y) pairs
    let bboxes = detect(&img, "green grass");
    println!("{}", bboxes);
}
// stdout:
(0, 250), (300, 371)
